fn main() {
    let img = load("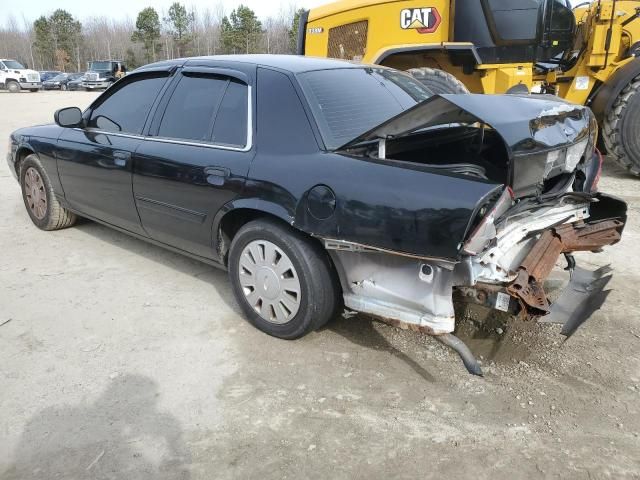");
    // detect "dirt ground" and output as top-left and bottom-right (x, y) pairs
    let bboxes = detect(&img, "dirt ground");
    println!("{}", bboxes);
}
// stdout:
(0, 90), (639, 479)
